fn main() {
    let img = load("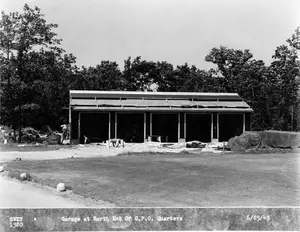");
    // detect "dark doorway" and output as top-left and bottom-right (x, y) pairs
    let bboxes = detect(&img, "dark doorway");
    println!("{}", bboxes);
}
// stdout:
(152, 113), (178, 142)
(186, 113), (211, 142)
(219, 114), (243, 142)
(117, 113), (144, 143)
(80, 113), (109, 143)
